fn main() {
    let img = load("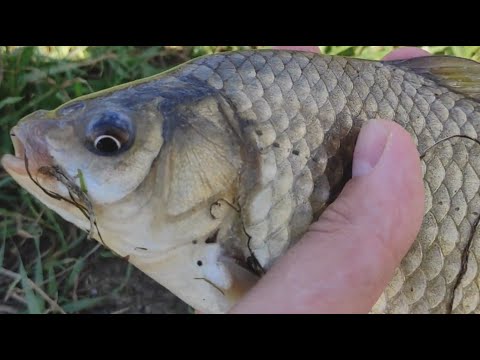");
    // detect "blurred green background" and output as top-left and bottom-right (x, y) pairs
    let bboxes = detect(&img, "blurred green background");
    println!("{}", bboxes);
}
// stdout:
(1, 46), (479, 314)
